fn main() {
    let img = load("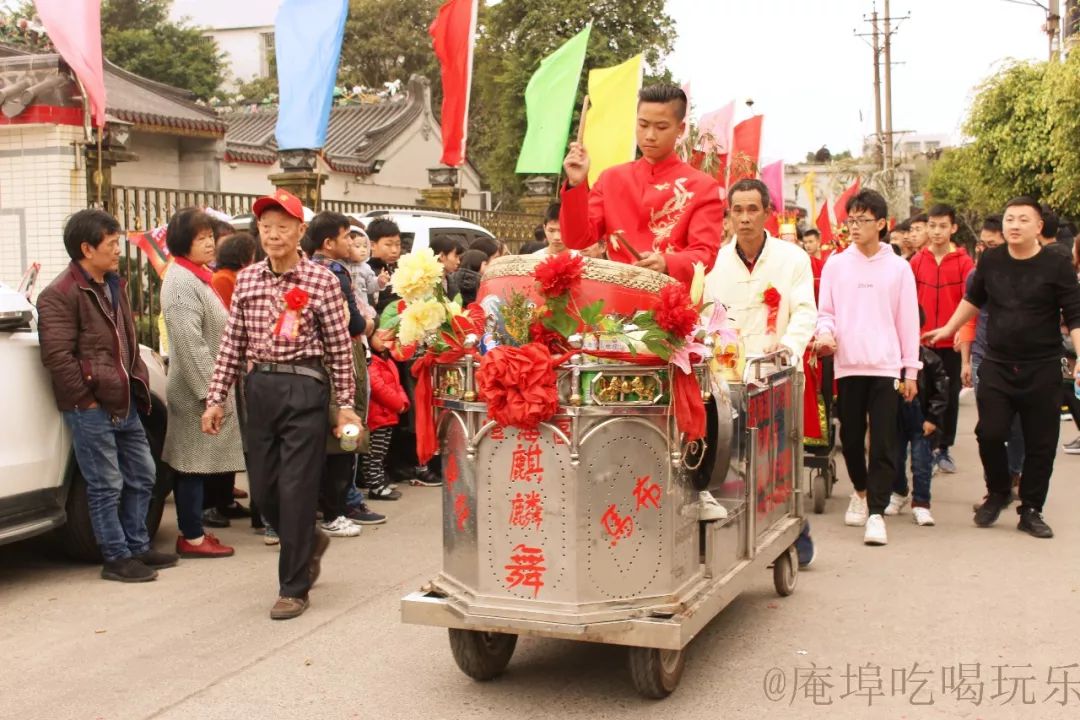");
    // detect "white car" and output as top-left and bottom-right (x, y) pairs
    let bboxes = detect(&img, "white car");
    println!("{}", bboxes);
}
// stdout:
(0, 283), (171, 560)
(348, 209), (496, 254)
